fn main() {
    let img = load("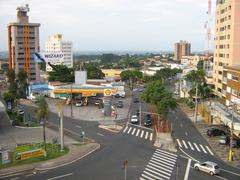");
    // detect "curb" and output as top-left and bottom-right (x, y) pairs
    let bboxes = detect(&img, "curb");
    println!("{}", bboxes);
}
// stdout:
(98, 125), (122, 133)
(35, 143), (100, 171)
(15, 125), (41, 129)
